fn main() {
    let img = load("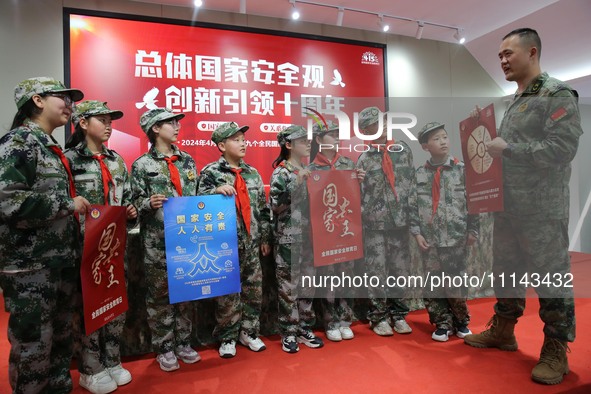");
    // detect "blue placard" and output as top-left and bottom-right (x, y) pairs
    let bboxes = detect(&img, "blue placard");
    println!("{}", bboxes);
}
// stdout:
(163, 195), (241, 303)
